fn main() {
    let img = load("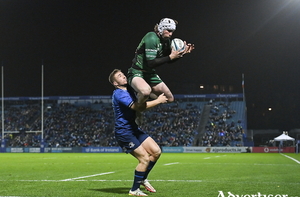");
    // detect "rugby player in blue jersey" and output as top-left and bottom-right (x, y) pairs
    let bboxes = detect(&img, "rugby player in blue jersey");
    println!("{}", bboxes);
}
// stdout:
(109, 69), (168, 196)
